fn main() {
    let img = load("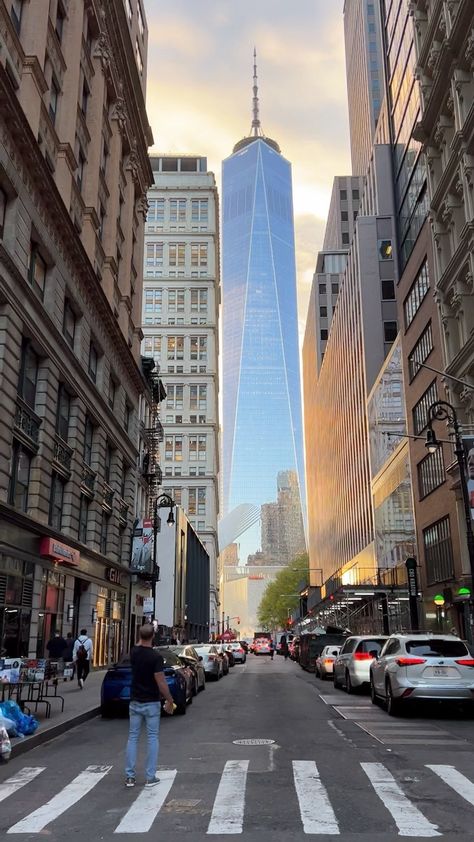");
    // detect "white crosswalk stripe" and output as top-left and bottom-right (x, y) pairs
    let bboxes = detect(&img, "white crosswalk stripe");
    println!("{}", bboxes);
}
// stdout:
(7, 764), (112, 834)
(292, 760), (339, 835)
(427, 765), (474, 807)
(207, 759), (249, 834)
(361, 762), (441, 837)
(115, 770), (177, 833)
(0, 768), (44, 804)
